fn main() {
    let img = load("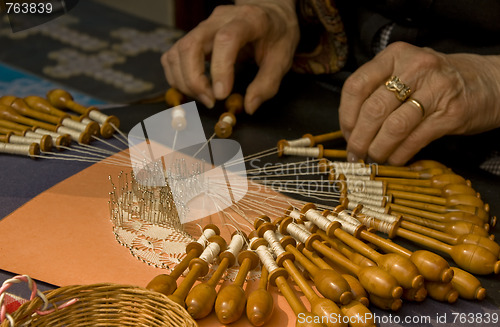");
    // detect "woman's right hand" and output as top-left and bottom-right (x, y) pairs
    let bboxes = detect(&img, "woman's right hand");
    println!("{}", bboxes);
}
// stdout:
(161, 0), (300, 114)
